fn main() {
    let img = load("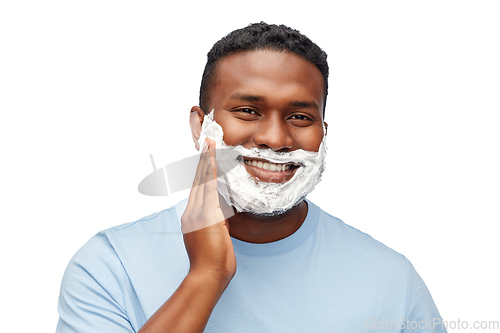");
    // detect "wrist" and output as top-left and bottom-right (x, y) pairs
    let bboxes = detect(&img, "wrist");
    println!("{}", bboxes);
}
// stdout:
(187, 267), (234, 291)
